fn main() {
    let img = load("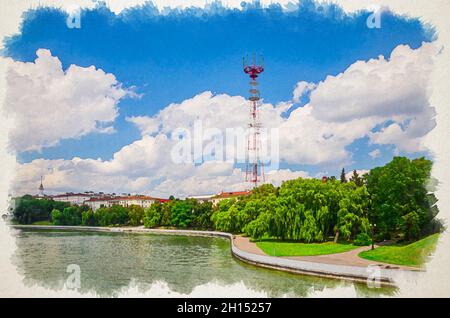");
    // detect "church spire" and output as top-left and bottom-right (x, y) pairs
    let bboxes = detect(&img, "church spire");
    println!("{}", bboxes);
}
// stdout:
(38, 176), (44, 196)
